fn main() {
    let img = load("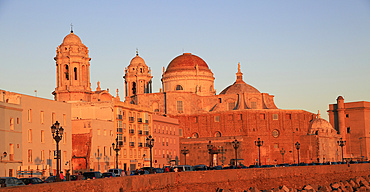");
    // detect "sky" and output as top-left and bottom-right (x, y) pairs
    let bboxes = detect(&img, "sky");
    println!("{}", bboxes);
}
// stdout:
(0, 1), (369, 120)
